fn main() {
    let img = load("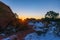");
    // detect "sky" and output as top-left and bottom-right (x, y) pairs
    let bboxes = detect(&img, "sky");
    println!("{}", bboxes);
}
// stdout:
(0, 0), (60, 20)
